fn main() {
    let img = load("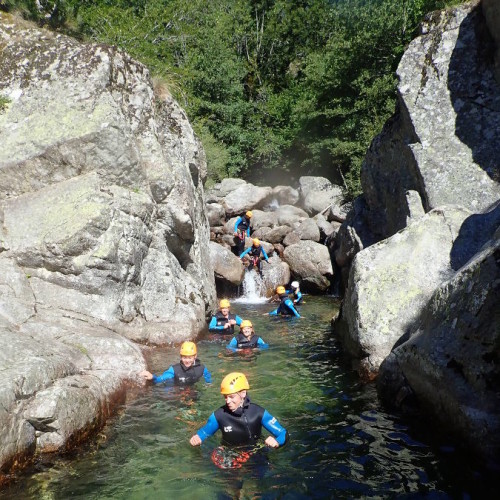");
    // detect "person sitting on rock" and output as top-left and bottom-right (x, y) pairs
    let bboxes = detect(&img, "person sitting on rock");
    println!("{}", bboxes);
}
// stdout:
(286, 281), (303, 305)
(189, 372), (288, 448)
(233, 211), (253, 256)
(139, 341), (212, 385)
(226, 320), (269, 352)
(269, 286), (301, 318)
(209, 299), (243, 334)
(239, 238), (269, 274)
